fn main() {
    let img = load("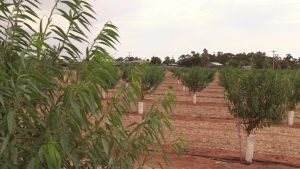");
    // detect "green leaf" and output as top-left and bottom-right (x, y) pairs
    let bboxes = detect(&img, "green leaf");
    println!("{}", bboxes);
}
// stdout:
(0, 95), (5, 108)
(0, 136), (9, 154)
(26, 157), (38, 169)
(102, 138), (110, 155)
(7, 110), (15, 134)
